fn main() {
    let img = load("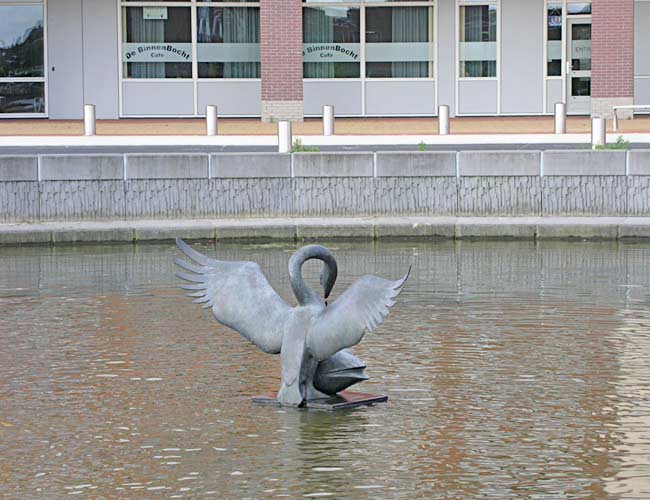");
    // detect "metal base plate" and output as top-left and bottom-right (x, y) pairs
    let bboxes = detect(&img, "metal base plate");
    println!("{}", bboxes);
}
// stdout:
(252, 391), (388, 411)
